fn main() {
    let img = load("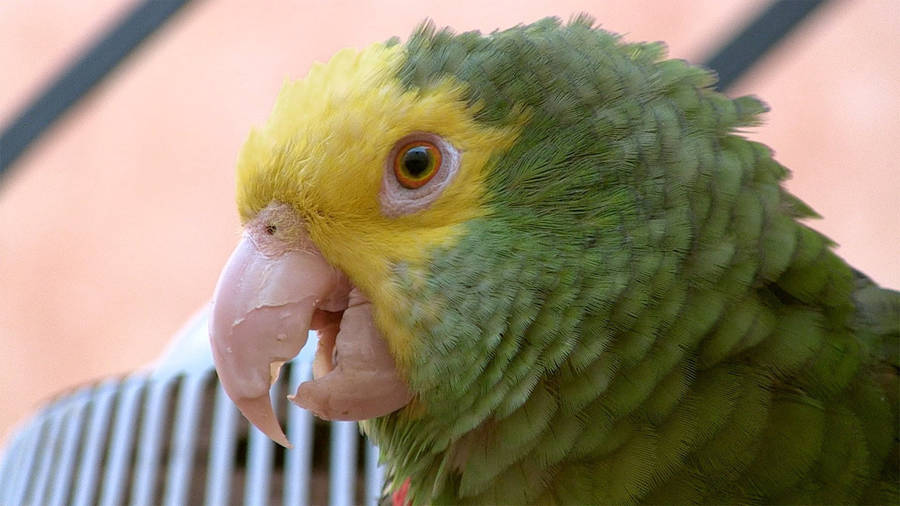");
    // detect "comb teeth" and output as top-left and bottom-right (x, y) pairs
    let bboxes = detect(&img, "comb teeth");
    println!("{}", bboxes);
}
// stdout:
(0, 310), (387, 506)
